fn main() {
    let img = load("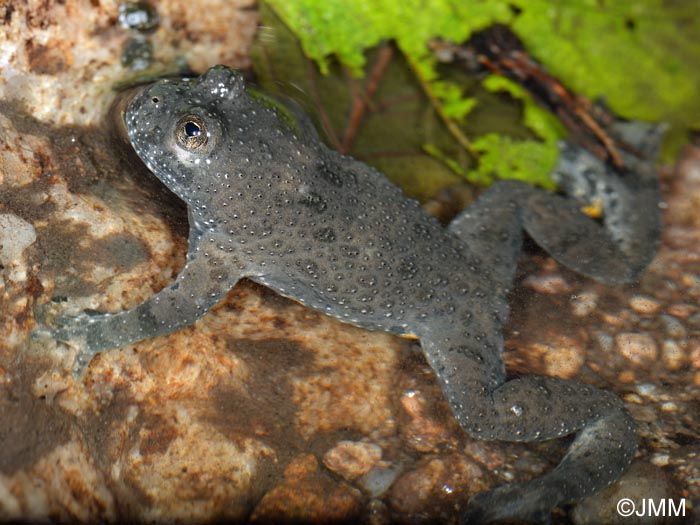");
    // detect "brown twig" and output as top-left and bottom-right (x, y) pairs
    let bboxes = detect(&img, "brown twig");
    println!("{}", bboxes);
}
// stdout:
(497, 54), (624, 168)
(340, 45), (395, 153)
(450, 26), (628, 169)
